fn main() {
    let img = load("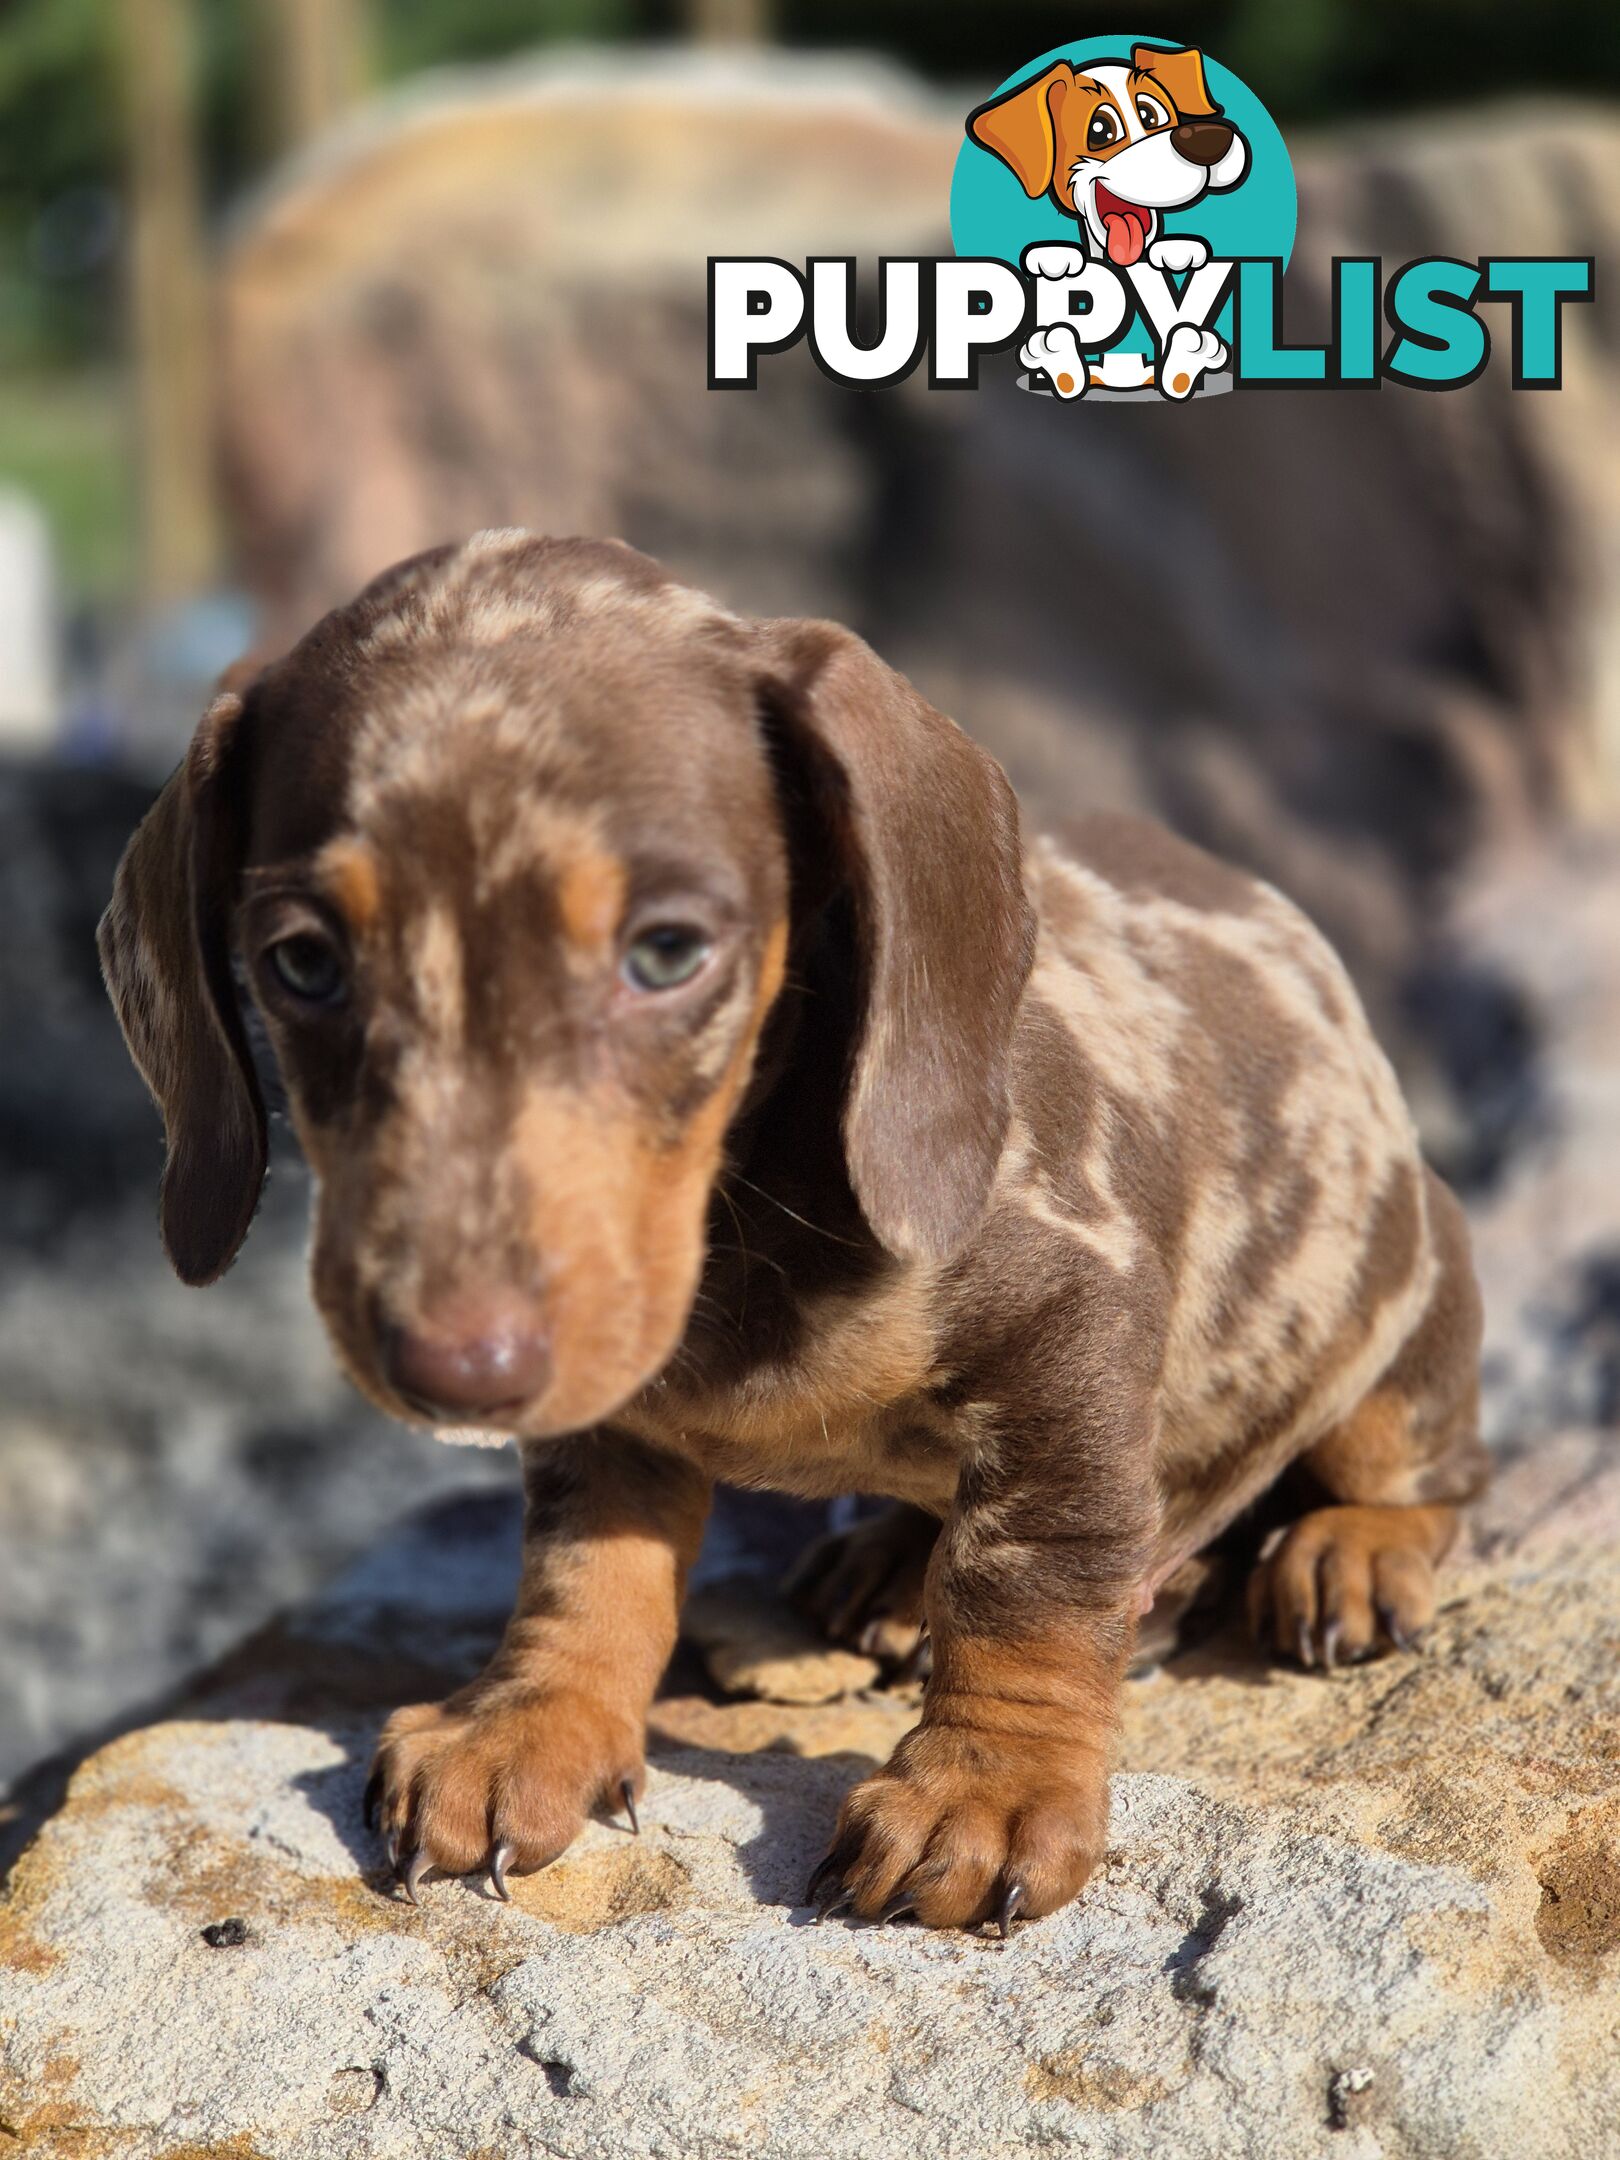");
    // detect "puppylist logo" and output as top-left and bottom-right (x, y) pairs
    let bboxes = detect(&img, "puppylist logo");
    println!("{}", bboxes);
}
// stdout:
(709, 36), (1594, 401)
